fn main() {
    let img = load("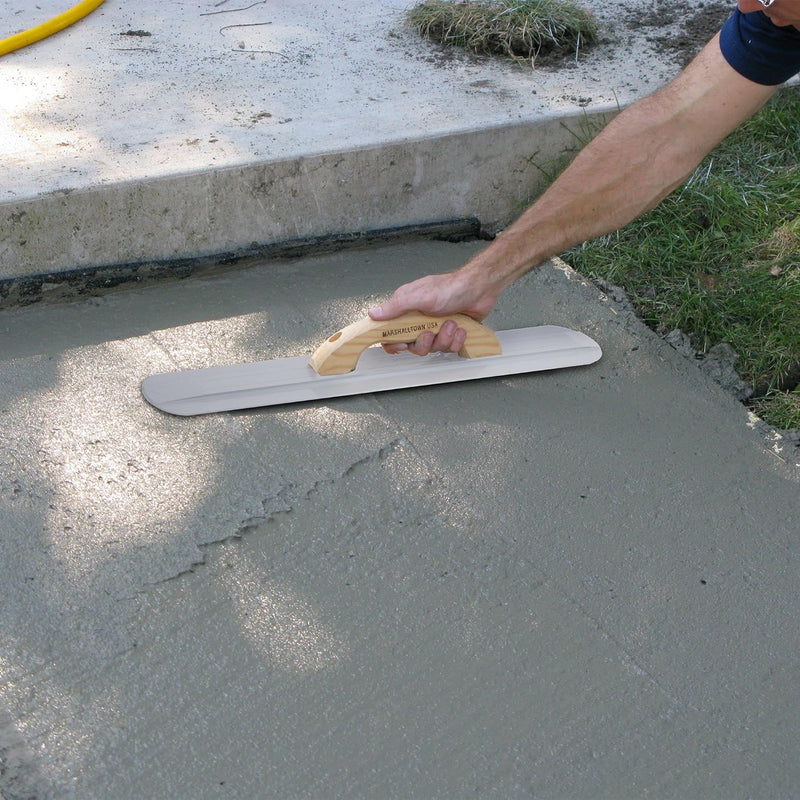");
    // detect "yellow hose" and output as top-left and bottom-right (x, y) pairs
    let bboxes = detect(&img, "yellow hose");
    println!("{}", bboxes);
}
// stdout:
(0, 0), (106, 57)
